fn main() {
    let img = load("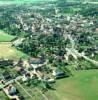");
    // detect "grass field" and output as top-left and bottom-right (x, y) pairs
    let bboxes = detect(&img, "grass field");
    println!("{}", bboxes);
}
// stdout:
(0, 0), (57, 5)
(45, 70), (98, 100)
(0, 30), (15, 42)
(0, 30), (28, 60)
(0, 43), (28, 60)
